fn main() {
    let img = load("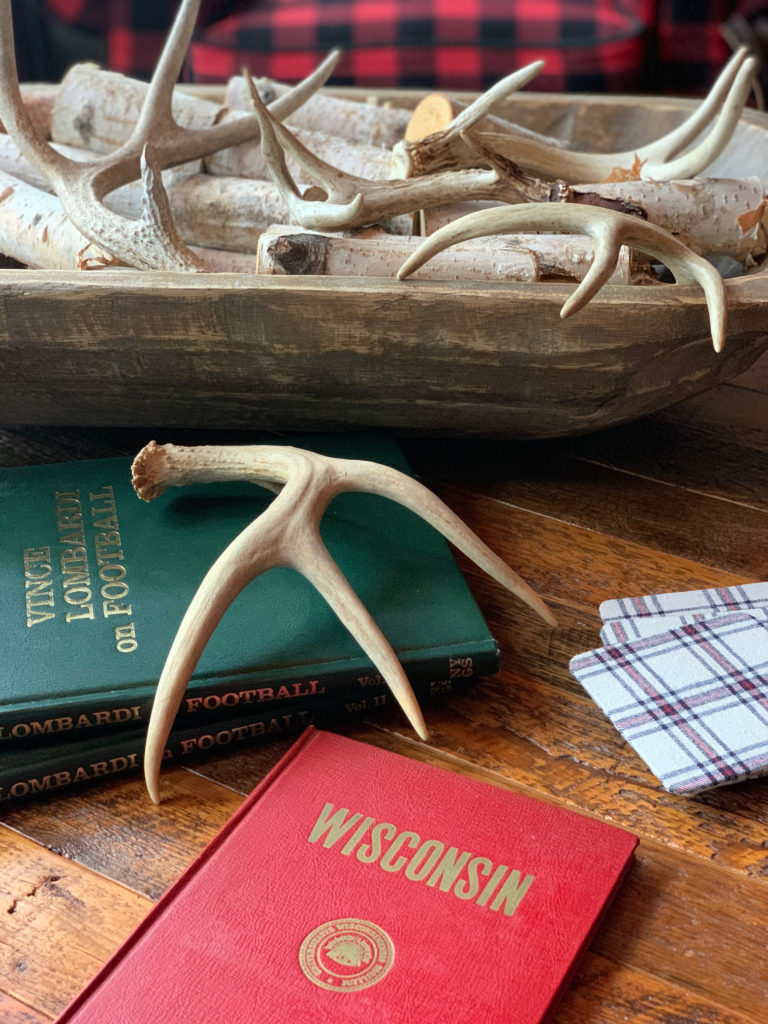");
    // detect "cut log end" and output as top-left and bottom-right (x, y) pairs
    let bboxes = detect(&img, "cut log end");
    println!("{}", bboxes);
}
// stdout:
(404, 94), (458, 142)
